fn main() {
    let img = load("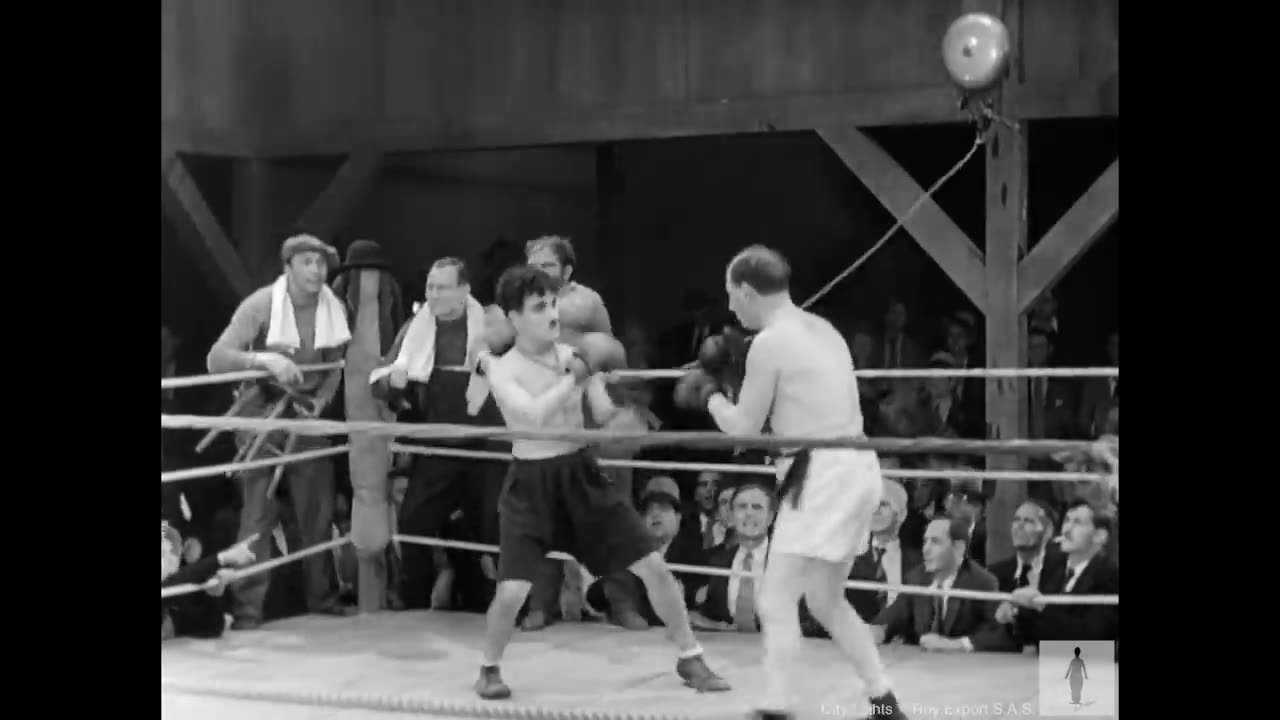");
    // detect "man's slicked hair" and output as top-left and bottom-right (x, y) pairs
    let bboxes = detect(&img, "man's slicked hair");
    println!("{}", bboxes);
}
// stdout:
(495, 264), (558, 315)
(525, 235), (577, 270)
(727, 244), (791, 295)
(429, 257), (470, 285)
